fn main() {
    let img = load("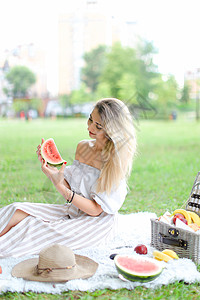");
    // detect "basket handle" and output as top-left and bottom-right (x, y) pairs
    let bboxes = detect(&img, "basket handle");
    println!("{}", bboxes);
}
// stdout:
(191, 181), (200, 193)
(159, 233), (188, 249)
